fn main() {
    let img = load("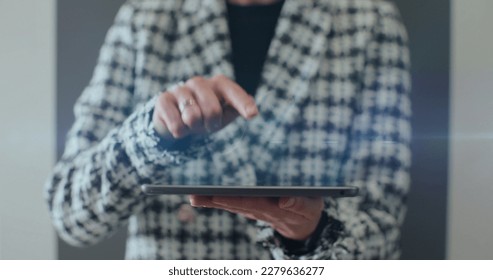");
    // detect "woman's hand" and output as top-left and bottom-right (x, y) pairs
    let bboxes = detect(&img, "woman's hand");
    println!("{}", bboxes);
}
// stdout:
(189, 196), (325, 241)
(153, 75), (258, 140)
